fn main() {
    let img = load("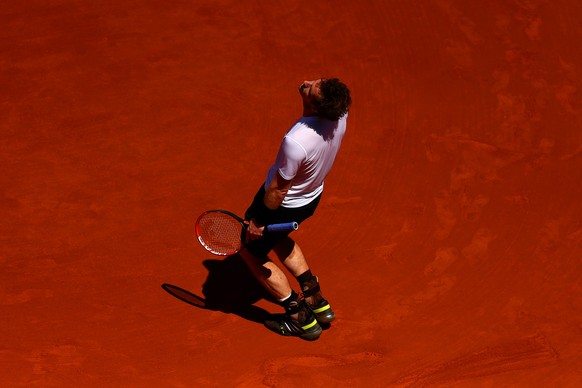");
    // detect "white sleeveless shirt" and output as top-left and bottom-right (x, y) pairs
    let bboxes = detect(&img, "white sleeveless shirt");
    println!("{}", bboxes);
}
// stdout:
(265, 113), (348, 208)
